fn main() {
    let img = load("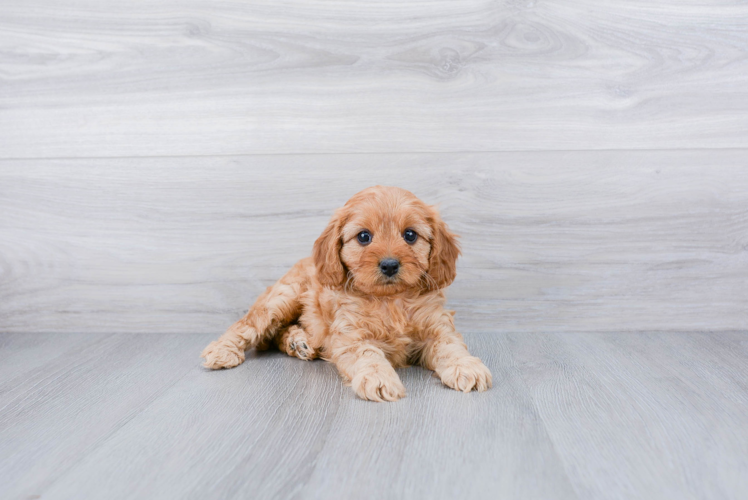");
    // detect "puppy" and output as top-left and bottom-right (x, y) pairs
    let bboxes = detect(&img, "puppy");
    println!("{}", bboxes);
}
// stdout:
(201, 186), (492, 401)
